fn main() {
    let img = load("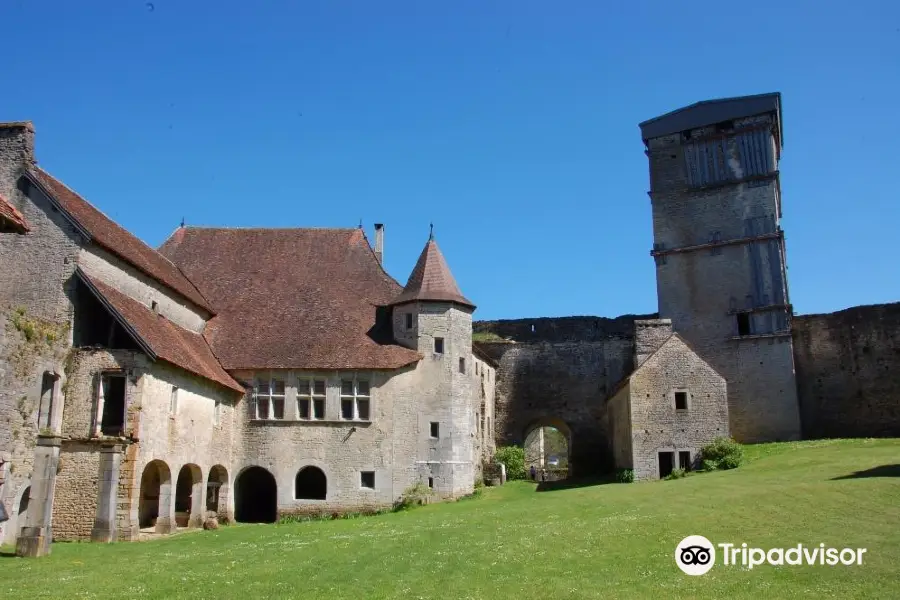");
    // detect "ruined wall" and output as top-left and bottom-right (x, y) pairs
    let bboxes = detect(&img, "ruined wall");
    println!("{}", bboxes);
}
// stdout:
(793, 303), (900, 439)
(474, 315), (655, 475)
(471, 349), (497, 474)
